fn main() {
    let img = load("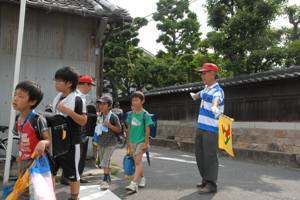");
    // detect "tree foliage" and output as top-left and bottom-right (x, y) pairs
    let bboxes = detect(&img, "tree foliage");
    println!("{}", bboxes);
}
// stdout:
(153, 0), (201, 58)
(103, 17), (149, 98)
(103, 0), (300, 97)
(205, 0), (286, 74)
